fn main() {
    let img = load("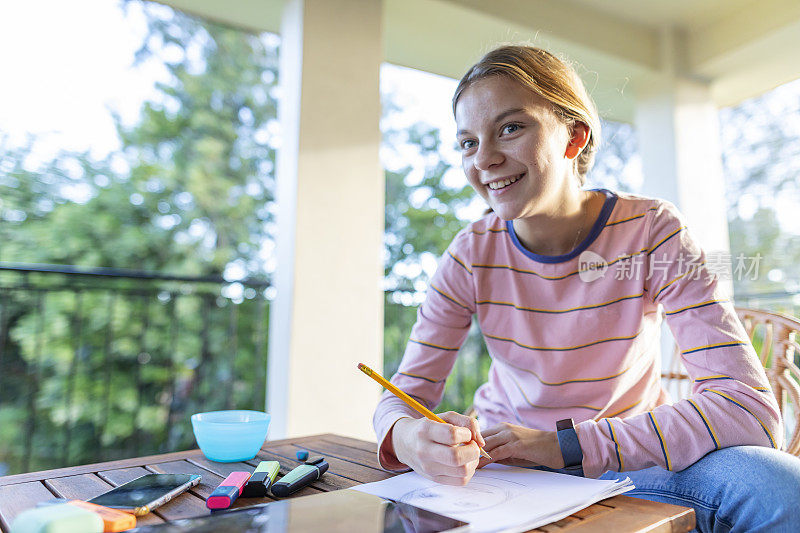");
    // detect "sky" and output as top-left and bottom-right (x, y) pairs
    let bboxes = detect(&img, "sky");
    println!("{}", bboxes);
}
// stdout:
(0, 0), (164, 163)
